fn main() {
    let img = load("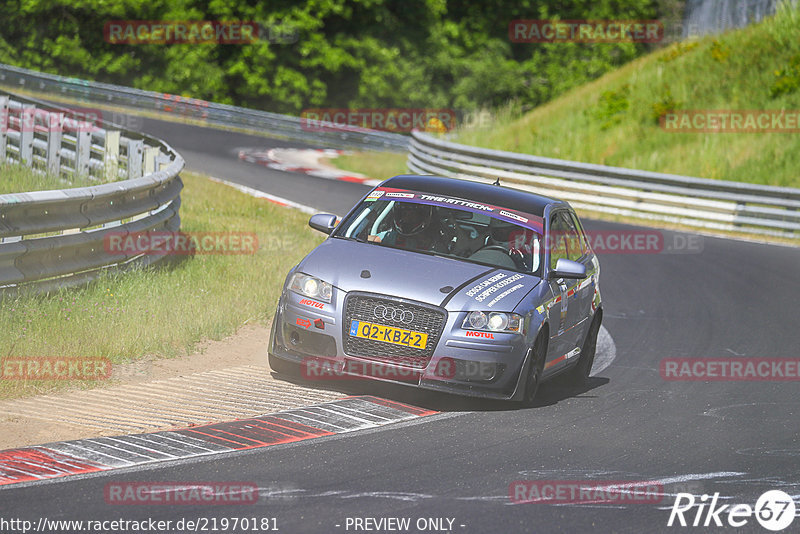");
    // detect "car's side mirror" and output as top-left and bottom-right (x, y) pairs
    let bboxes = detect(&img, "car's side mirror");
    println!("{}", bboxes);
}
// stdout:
(550, 258), (587, 279)
(309, 213), (338, 234)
